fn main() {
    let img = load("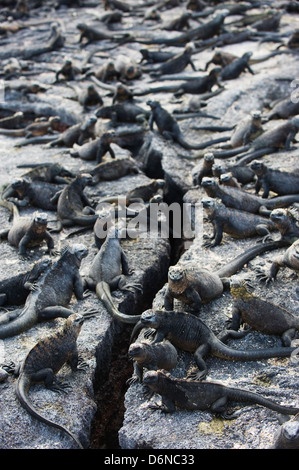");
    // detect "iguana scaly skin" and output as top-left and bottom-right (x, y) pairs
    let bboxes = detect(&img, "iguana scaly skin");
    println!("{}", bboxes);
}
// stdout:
(15, 163), (74, 185)
(3, 177), (61, 211)
(220, 52), (254, 80)
(13, 313), (86, 448)
(130, 309), (297, 380)
(0, 200), (56, 256)
(84, 227), (142, 323)
(269, 208), (299, 245)
(0, 258), (51, 308)
(229, 279), (299, 346)
(163, 241), (286, 312)
(202, 198), (276, 247)
(0, 244), (89, 338)
(127, 339), (177, 384)
(143, 370), (299, 417)
(250, 160), (299, 197)
(274, 414), (299, 449)
(257, 238), (299, 284)
(201, 177), (299, 215)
